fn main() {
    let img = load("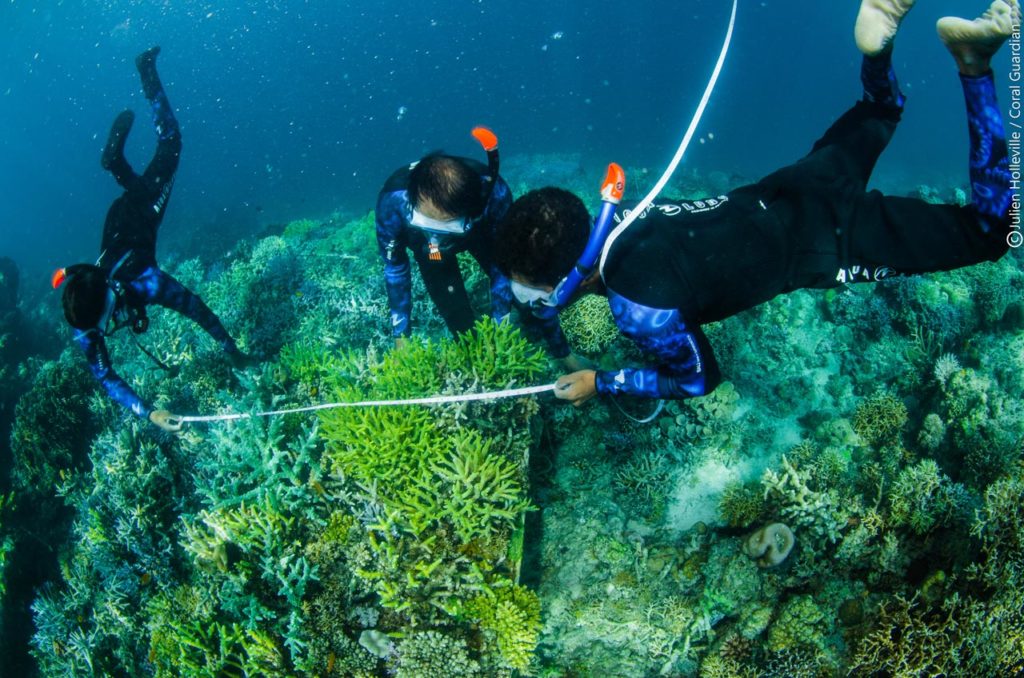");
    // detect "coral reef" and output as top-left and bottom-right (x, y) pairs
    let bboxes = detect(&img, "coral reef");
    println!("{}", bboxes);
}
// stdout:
(4, 172), (1024, 676)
